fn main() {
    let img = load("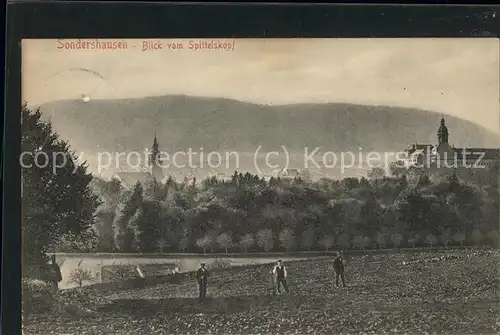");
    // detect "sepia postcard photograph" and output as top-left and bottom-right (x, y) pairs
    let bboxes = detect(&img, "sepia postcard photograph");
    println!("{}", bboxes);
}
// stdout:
(21, 38), (500, 334)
